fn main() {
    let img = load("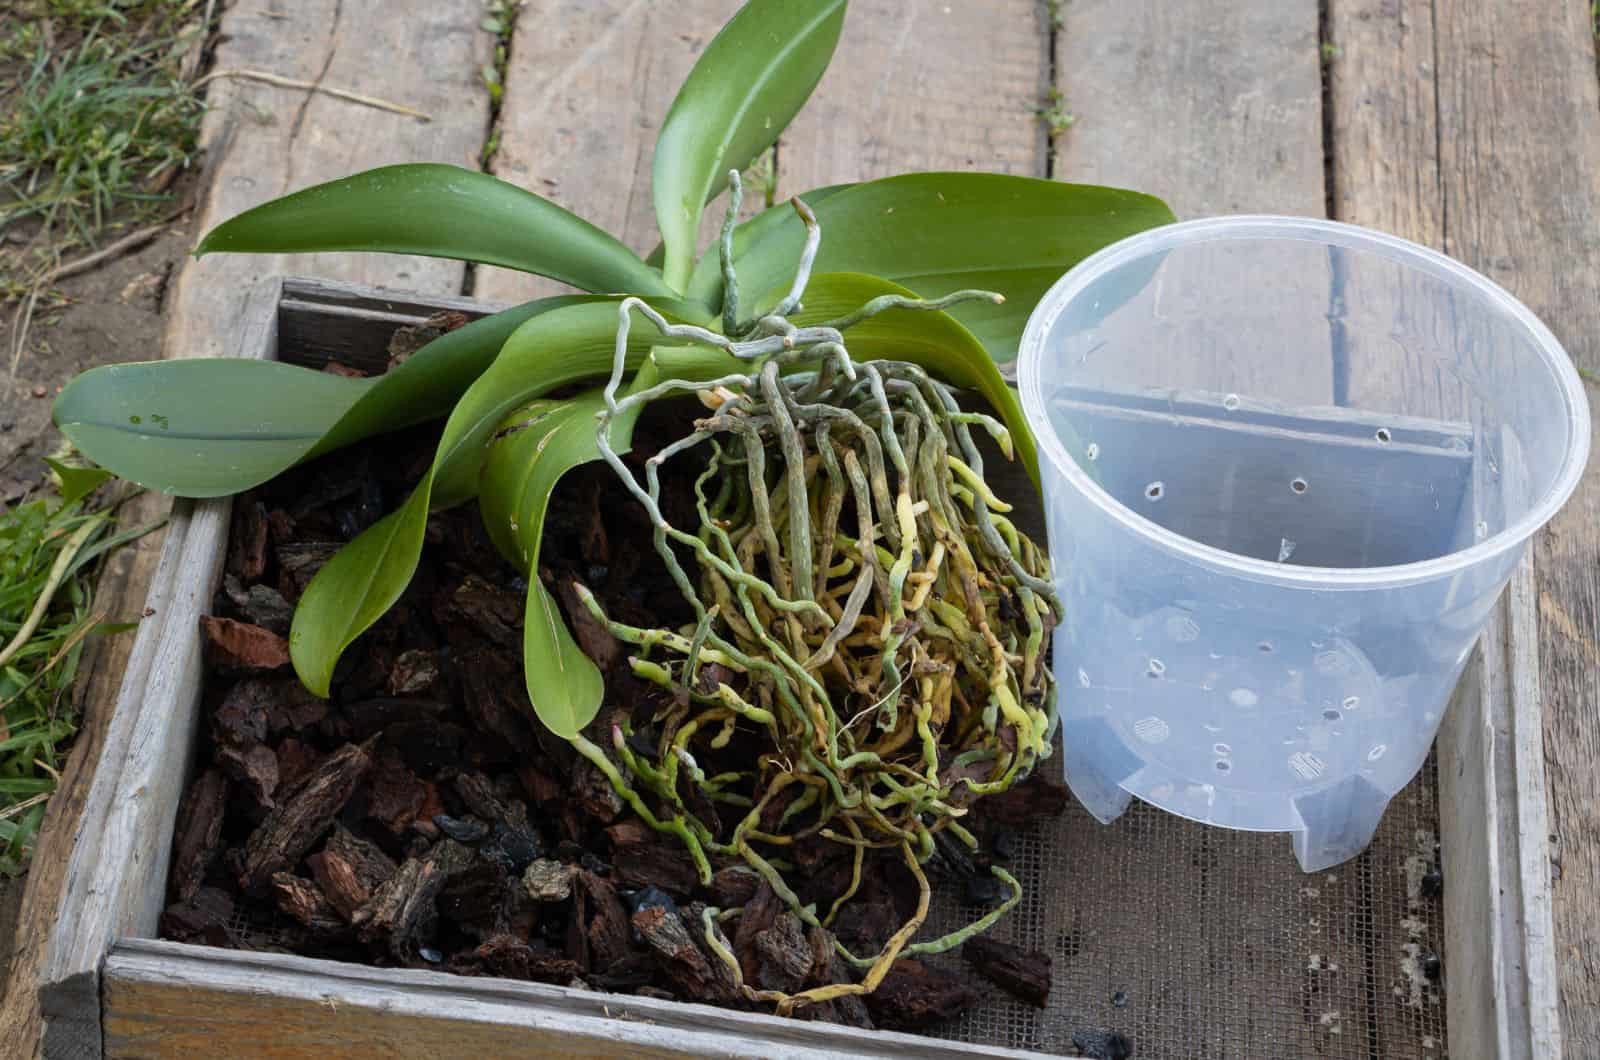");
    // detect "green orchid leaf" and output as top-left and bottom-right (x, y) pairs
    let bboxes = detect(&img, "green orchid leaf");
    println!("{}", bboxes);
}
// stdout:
(53, 296), (605, 498)
(196, 164), (673, 297)
(55, 360), (372, 499)
(477, 362), (659, 738)
(685, 182), (853, 309)
(724, 173), (1176, 361)
(43, 458), (112, 509)
(783, 272), (1040, 487)
(520, 583), (601, 740)
(652, 0), (847, 290)
(288, 300), (691, 697)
